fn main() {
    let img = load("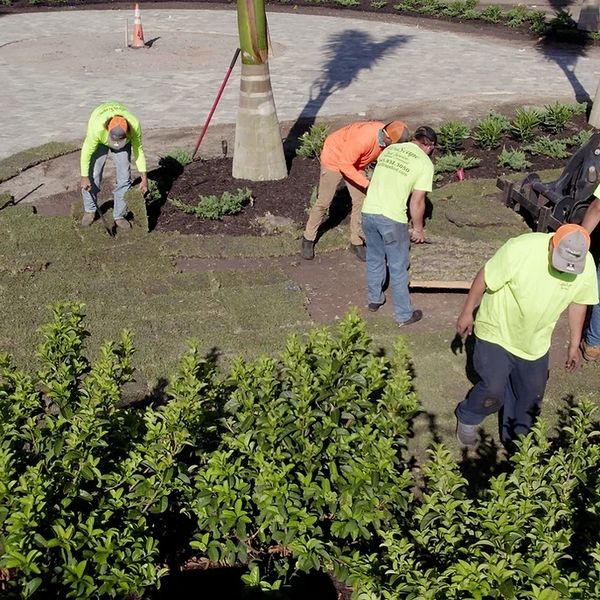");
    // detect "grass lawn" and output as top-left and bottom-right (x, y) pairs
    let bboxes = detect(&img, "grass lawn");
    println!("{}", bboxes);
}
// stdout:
(1, 151), (598, 459)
